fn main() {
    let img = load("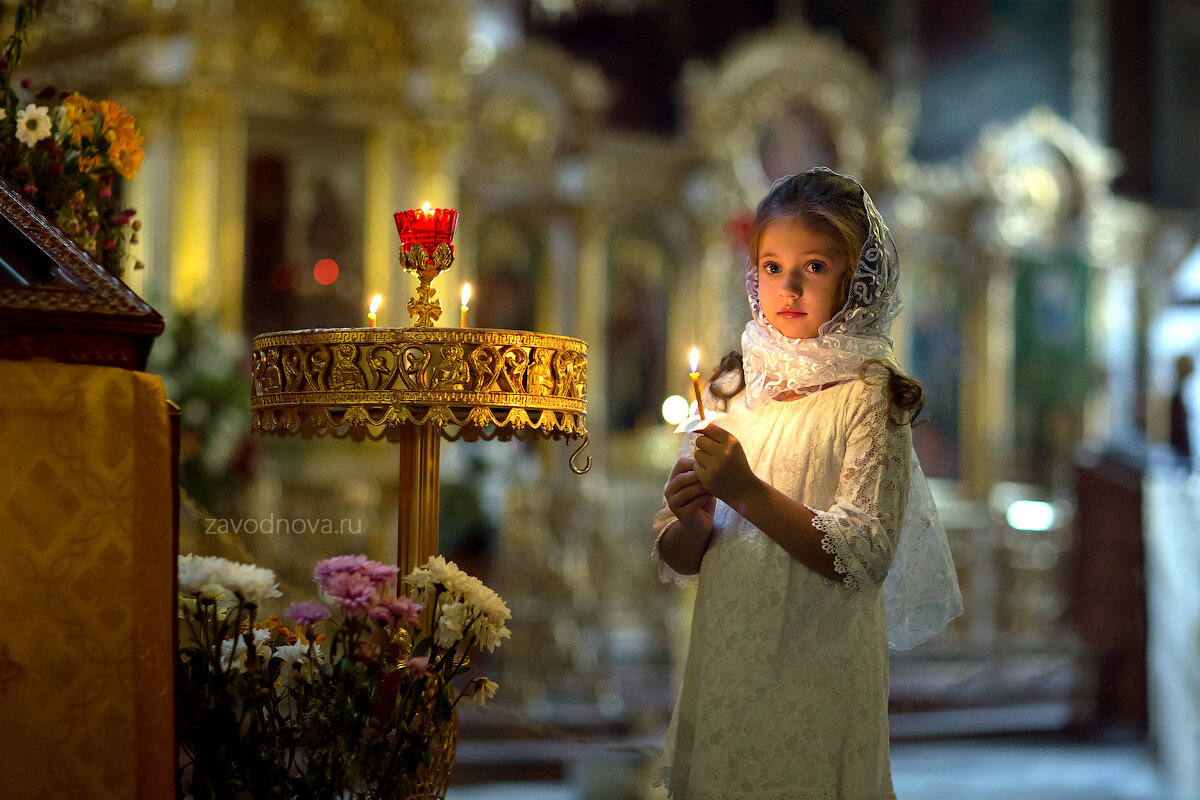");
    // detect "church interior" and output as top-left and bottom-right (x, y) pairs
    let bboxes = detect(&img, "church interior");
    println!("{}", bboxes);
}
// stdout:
(2, 0), (1200, 798)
